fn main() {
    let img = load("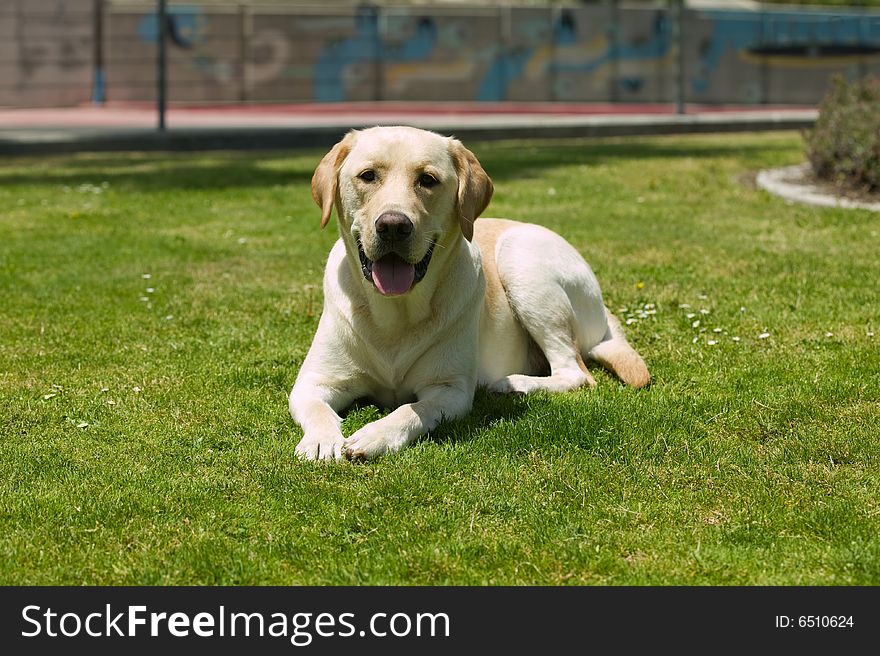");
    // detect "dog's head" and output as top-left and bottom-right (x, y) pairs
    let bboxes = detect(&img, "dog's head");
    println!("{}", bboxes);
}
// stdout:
(311, 126), (493, 297)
